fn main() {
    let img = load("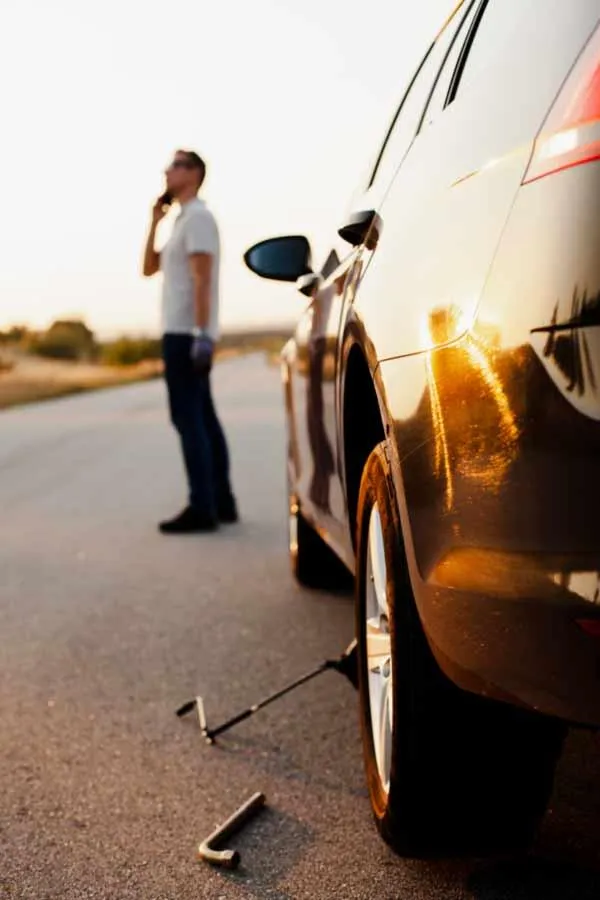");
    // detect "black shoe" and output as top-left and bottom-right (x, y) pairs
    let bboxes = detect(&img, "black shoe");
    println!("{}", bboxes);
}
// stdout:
(218, 496), (239, 524)
(159, 507), (218, 534)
